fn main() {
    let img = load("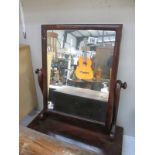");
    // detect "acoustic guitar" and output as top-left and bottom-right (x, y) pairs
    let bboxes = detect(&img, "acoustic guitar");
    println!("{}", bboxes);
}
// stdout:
(75, 51), (94, 80)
